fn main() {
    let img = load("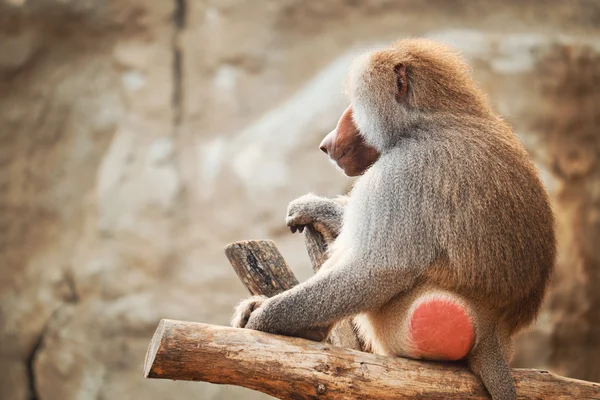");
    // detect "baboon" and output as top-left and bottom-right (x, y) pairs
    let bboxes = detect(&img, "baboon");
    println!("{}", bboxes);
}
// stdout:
(232, 38), (556, 400)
